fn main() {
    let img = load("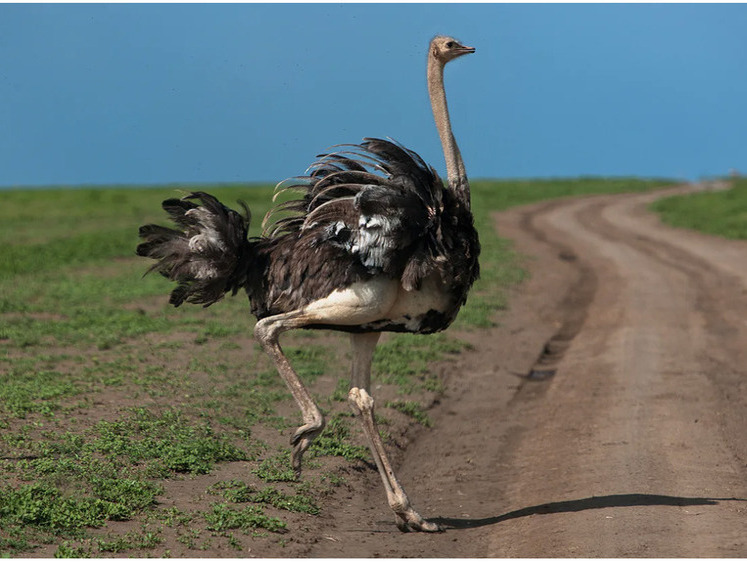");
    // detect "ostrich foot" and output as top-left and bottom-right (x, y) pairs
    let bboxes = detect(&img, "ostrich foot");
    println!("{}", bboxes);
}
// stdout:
(290, 420), (325, 475)
(395, 511), (444, 533)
